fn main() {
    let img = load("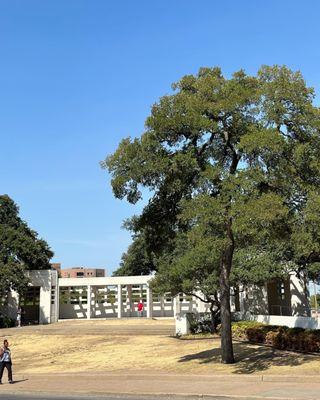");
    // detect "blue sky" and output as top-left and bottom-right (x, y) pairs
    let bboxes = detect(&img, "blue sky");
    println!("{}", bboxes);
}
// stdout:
(1, 1), (320, 274)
